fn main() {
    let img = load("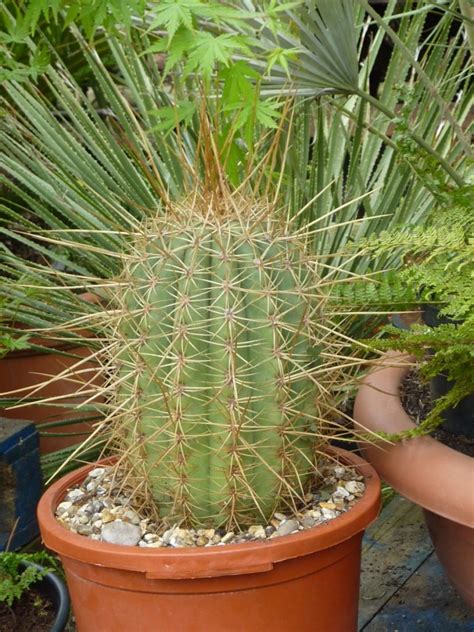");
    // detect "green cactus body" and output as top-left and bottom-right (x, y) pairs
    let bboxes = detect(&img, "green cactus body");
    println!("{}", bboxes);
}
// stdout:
(113, 210), (324, 527)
